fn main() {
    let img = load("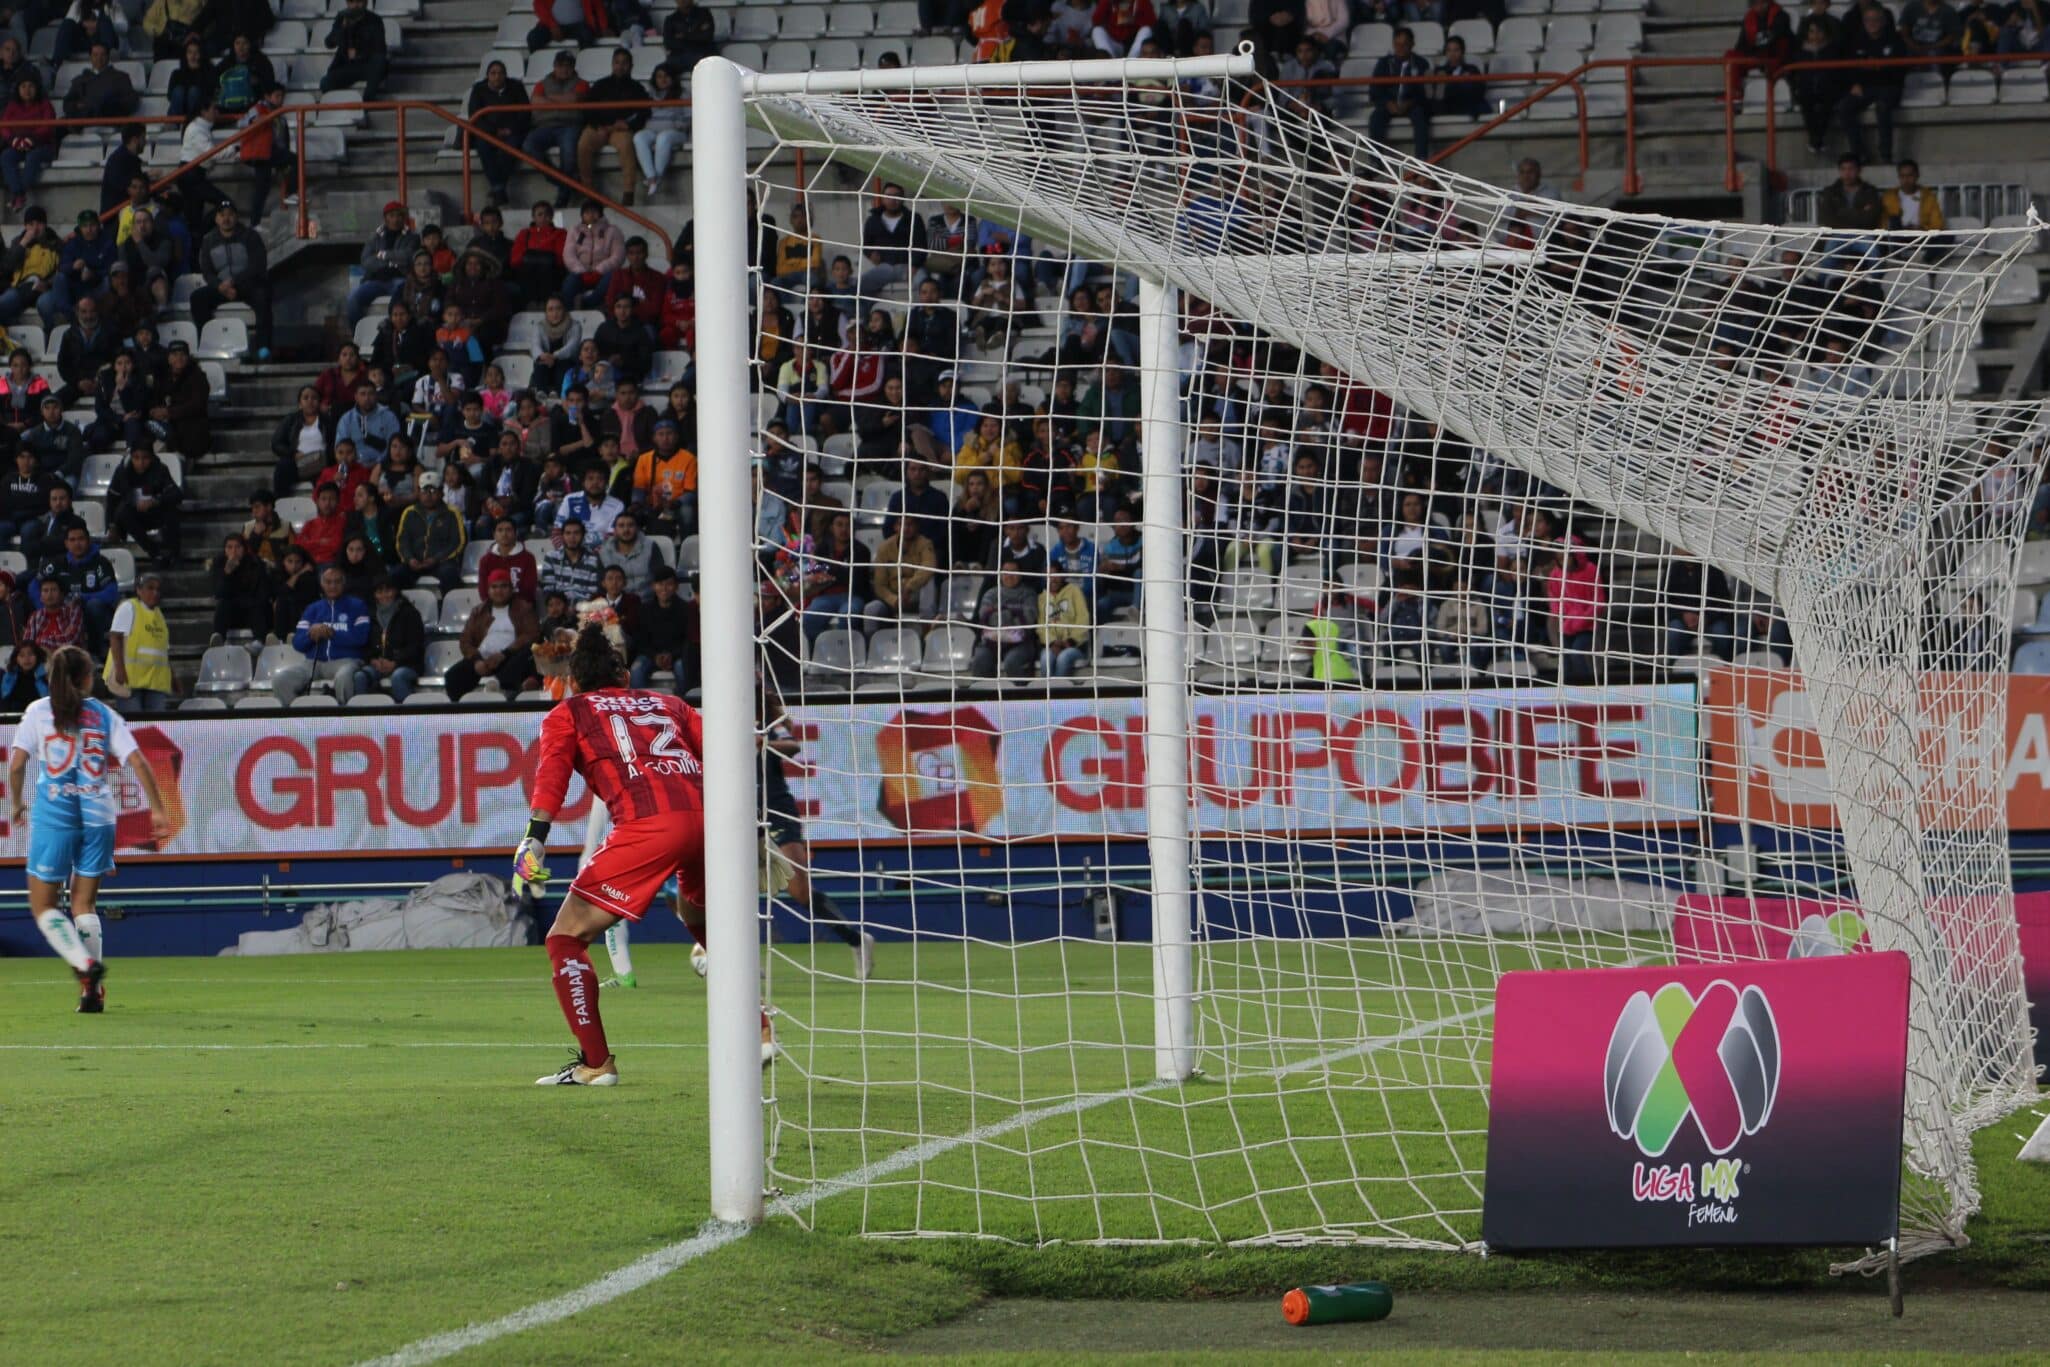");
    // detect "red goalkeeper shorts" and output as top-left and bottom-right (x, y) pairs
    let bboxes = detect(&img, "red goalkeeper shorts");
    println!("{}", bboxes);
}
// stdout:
(570, 813), (706, 922)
